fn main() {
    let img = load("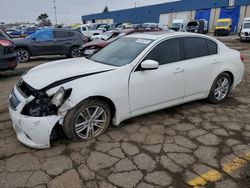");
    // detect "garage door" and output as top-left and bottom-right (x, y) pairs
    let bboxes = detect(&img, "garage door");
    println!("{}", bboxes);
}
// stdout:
(219, 6), (240, 32)
(176, 11), (189, 19)
(159, 14), (170, 26)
